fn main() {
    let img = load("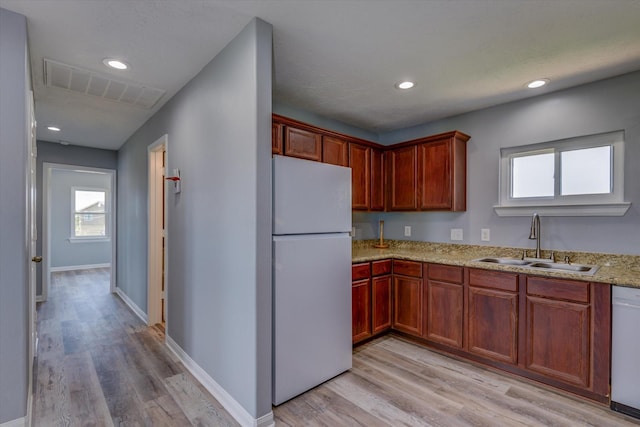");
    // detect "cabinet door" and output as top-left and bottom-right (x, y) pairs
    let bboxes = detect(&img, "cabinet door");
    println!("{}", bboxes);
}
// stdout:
(418, 140), (451, 209)
(323, 136), (349, 166)
(284, 126), (322, 161)
(349, 143), (371, 210)
(370, 148), (385, 211)
(468, 286), (518, 364)
(525, 296), (590, 387)
(426, 280), (463, 348)
(387, 145), (417, 210)
(393, 275), (423, 336)
(352, 278), (371, 343)
(372, 275), (392, 334)
(272, 122), (283, 155)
